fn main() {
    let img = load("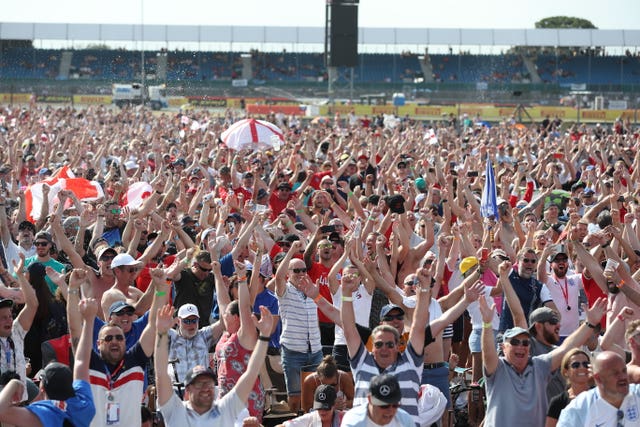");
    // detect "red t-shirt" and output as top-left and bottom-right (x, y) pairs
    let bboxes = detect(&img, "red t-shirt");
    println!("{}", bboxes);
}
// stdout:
(269, 191), (296, 220)
(308, 171), (333, 190)
(582, 273), (606, 329)
(308, 261), (334, 323)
